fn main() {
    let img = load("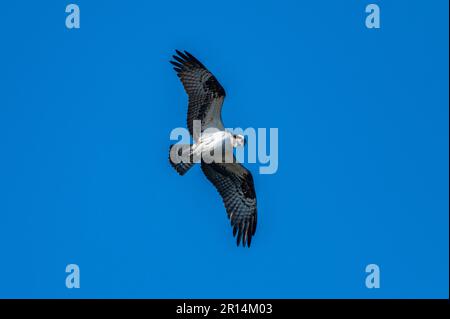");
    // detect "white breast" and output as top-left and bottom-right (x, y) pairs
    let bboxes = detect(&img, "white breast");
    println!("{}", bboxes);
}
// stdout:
(192, 131), (232, 157)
